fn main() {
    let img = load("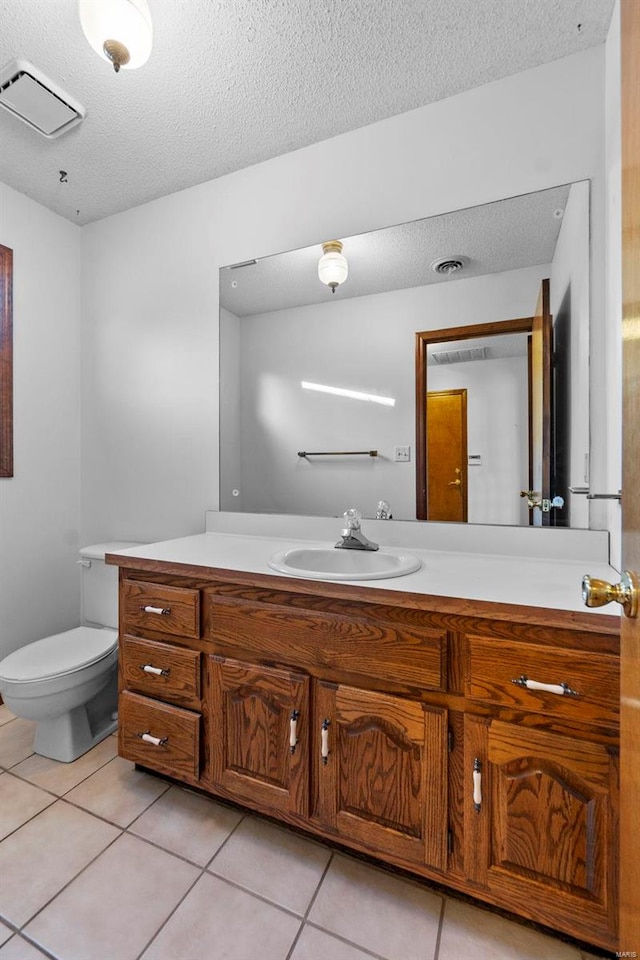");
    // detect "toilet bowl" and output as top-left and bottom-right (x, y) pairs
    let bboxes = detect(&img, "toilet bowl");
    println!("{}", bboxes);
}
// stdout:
(0, 541), (140, 762)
